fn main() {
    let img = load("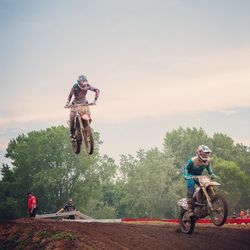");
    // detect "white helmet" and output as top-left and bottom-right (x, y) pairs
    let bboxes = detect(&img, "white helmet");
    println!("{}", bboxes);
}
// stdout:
(196, 145), (212, 162)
